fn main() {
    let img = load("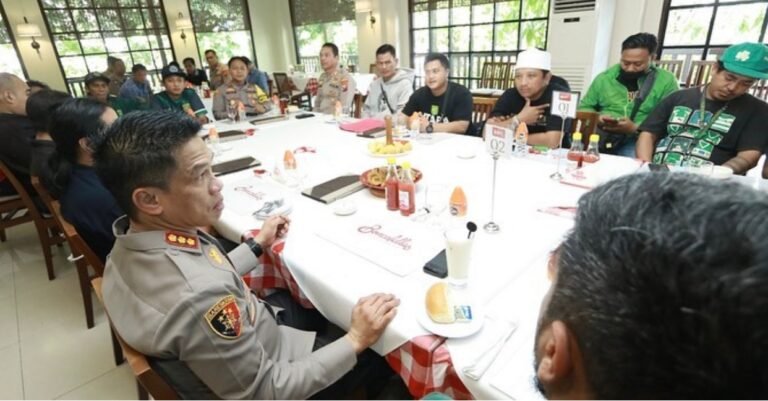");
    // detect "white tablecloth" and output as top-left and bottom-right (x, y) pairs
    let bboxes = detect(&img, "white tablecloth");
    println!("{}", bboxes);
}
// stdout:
(209, 115), (762, 398)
